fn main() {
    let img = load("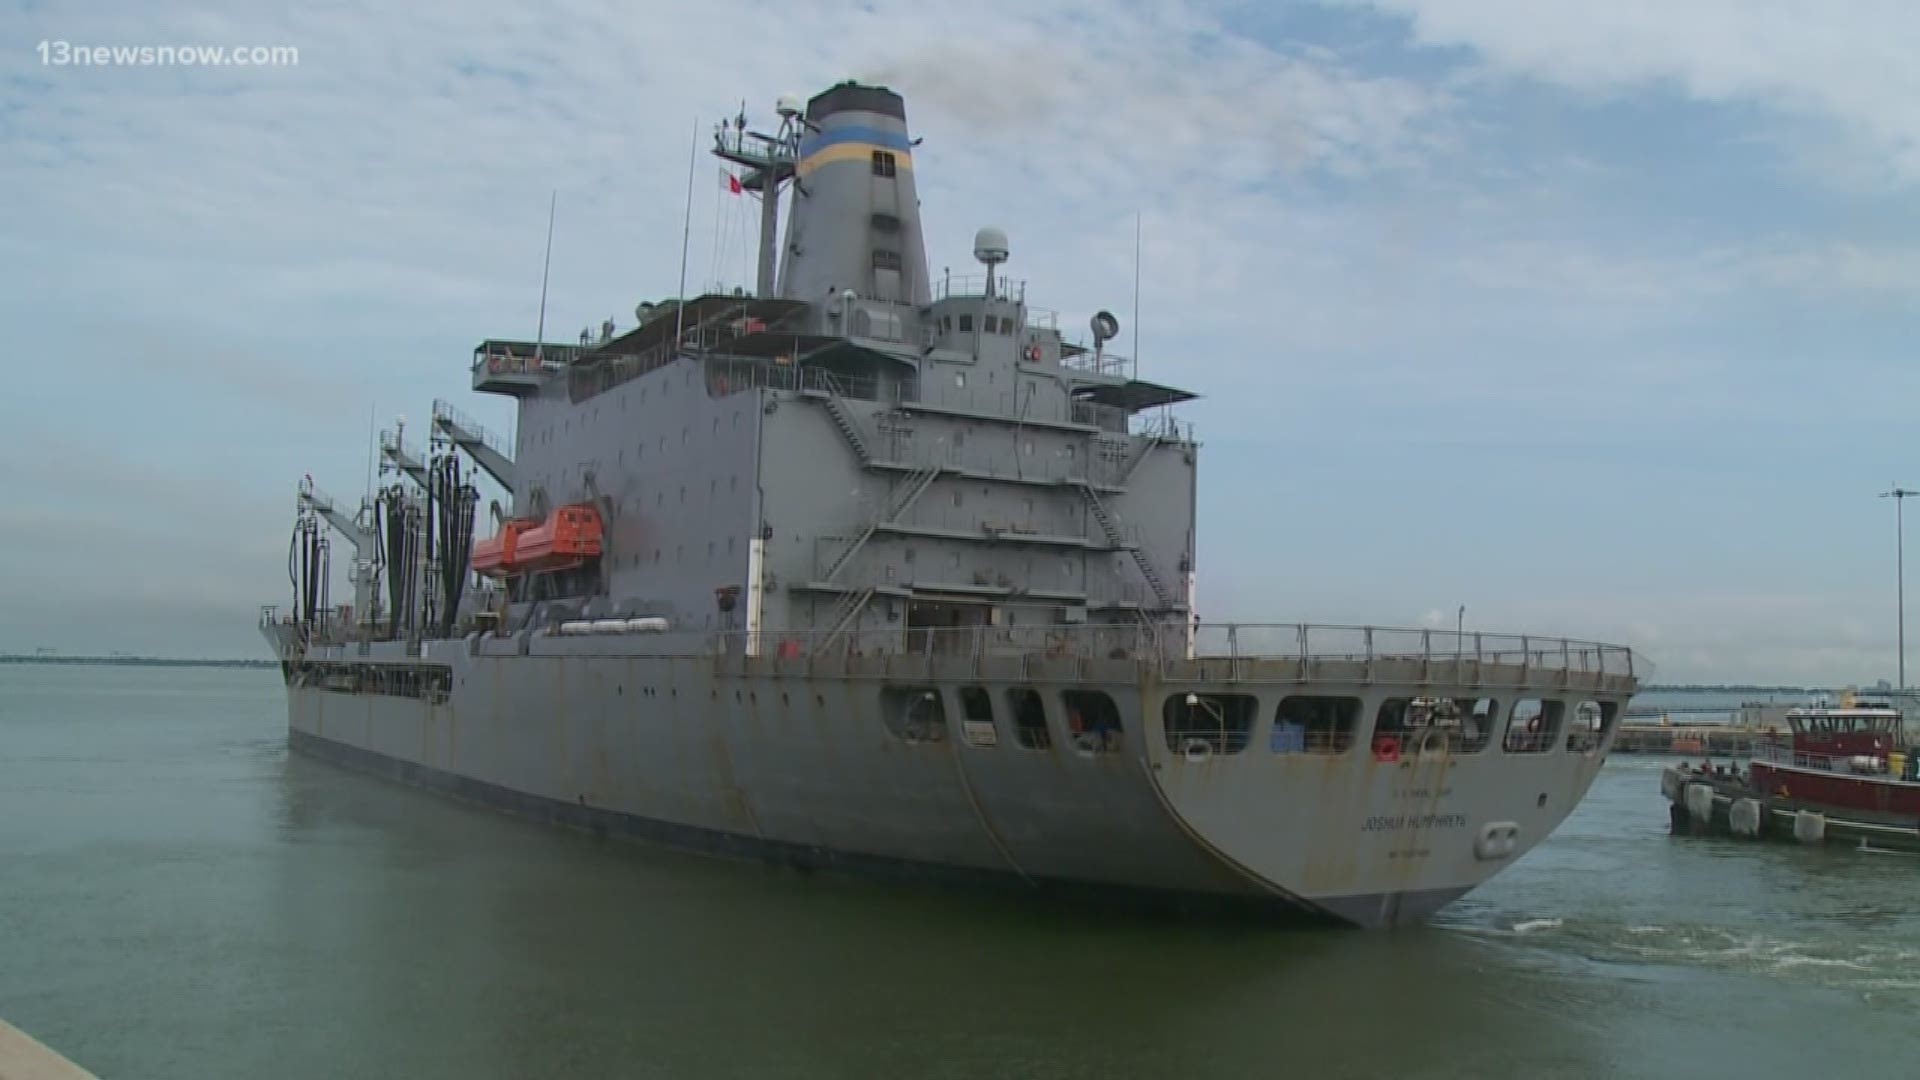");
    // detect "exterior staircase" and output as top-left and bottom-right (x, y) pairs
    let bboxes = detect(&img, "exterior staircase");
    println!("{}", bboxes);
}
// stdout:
(1116, 436), (1157, 488)
(818, 463), (943, 583)
(822, 396), (872, 464)
(817, 587), (876, 651)
(1078, 484), (1178, 610)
